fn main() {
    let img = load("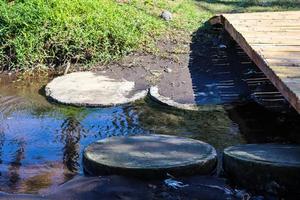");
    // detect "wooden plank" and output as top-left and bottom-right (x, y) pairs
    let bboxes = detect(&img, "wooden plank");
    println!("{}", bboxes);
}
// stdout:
(239, 29), (300, 34)
(212, 11), (300, 113)
(235, 27), (300, 31)
(252, 45), (300, 51)
(265, 58), (300, 67)
(254, 46), (300, 52)
(243, 32), (300, 38)
(271, 66), (300, 78)
(245, 35), (300, 40)
(233, 23), (300, 28)
(228, 20), (300, 26)
(228, 19), (300, 24)
(223, 11), (300, 20)
(248, 40), (300, 45)
(259, 51), (300, 59)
